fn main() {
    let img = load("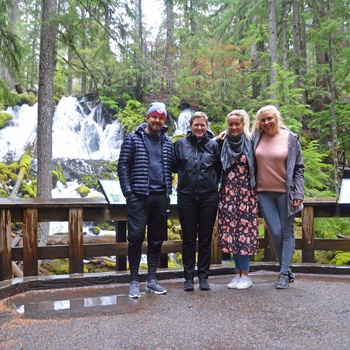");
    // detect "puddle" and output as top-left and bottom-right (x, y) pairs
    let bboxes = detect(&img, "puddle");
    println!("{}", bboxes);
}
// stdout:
(4, 285), (144, 319)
